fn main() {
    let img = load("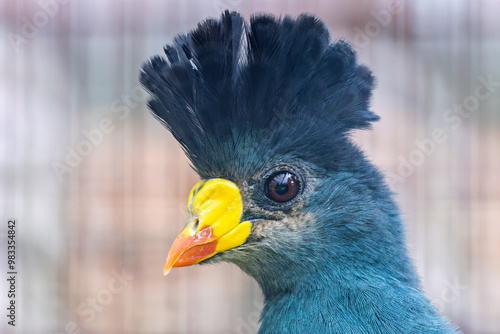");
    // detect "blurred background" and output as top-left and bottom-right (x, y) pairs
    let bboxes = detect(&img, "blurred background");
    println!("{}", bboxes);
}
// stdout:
(1, 0), (499, 333)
